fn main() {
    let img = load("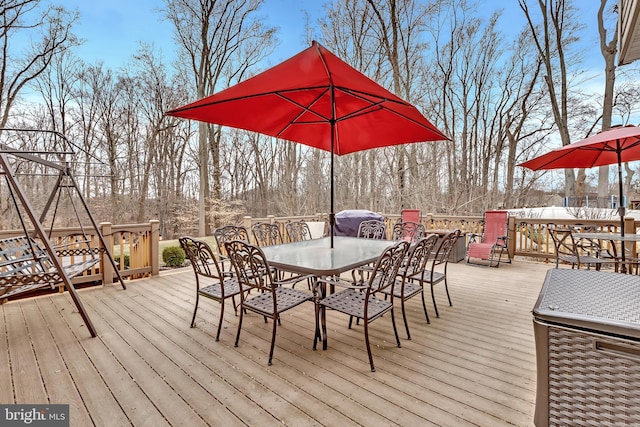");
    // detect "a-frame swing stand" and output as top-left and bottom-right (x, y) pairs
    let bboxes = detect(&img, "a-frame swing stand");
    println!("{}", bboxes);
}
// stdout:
(0, 132), (126, 338)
